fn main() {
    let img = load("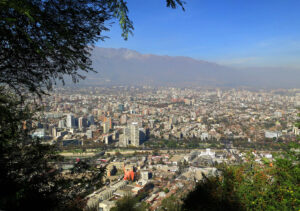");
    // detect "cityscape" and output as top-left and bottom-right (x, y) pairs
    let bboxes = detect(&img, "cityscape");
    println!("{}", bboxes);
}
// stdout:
(30, 86), (300, 210)
(1, 0), (300, 210)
